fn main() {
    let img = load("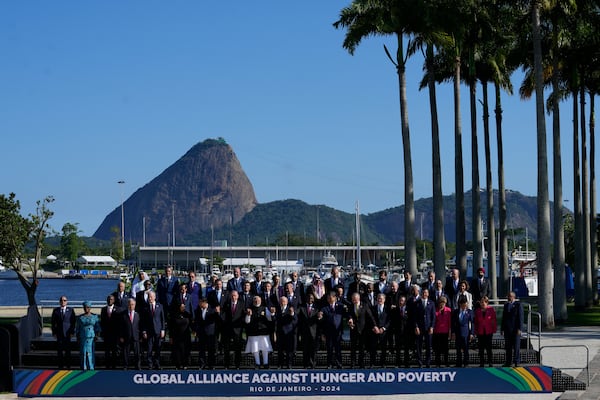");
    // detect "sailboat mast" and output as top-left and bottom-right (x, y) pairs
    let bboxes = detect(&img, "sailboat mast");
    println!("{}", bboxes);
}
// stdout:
(356, 201), (361, 270)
